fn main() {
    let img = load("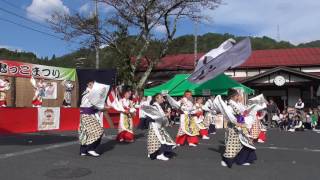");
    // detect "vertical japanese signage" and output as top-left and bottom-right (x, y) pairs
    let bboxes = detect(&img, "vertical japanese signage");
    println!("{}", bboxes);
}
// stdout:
(0, 60), (76, 81)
